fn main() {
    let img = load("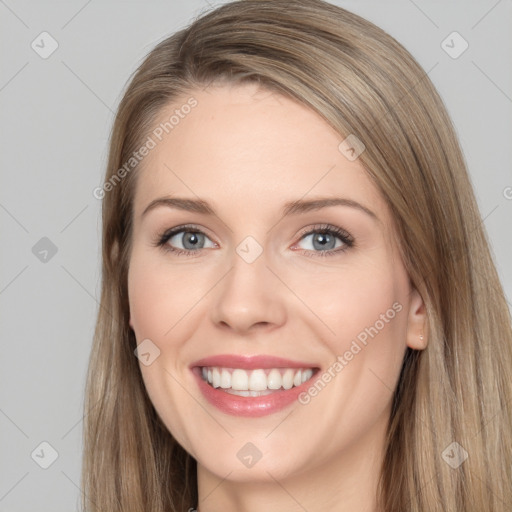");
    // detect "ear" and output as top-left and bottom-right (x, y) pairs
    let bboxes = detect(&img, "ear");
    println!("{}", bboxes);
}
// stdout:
(406, 287), (428, 350)
(129, 316), (134, 330)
